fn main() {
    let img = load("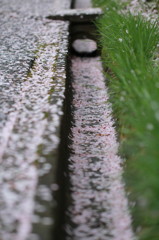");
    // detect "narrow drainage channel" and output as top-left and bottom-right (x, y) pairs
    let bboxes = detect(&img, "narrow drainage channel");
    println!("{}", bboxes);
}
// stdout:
(54, 1), (134, 240)
(64, 52), (134, 240)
